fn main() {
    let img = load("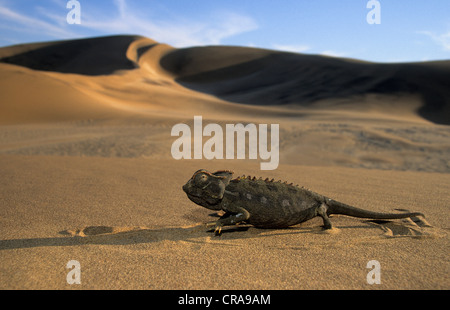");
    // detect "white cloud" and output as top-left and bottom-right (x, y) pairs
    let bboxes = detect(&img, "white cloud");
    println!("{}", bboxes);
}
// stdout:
(419, 30), (450, 51)
(114, 0), (127, 19)
(199, 12), (258, 45)
(272, 44), (311, 54)
(126, 9), (258, 47)
(319, 50), (346, 58)
(0, 5), (76, 38)
(272, 43), (349, 58)
(0, 1), (258, 47)
(65, 0), (257, 47)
